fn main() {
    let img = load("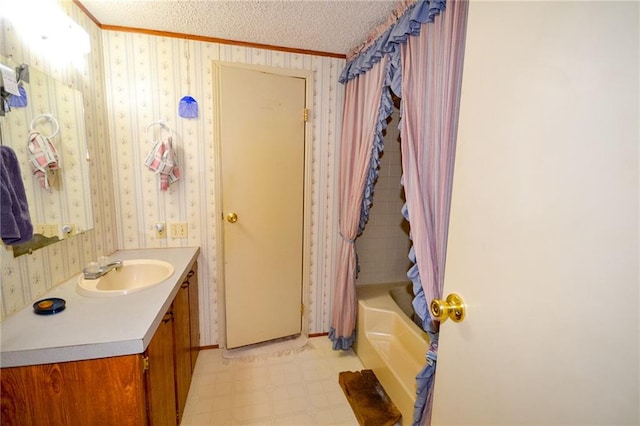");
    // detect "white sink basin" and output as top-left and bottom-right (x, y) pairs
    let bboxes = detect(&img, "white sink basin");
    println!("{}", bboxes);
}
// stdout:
(76, 259), (175, 297)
